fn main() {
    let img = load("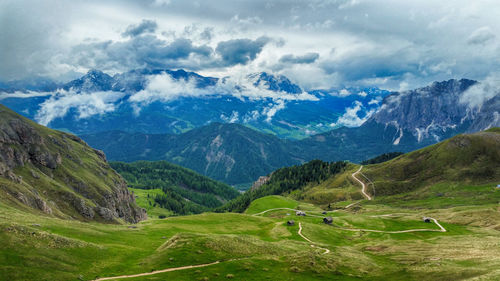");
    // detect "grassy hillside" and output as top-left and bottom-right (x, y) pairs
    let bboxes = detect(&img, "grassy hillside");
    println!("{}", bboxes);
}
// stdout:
(260, 130), (500, 209)
(111, 161), (240, 216)
(0, 104), (145, 223)
(217, 160), (347, 213)
(362, 130), (500, 196)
